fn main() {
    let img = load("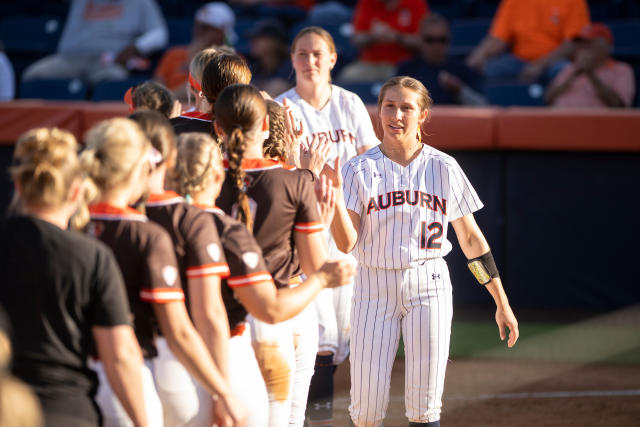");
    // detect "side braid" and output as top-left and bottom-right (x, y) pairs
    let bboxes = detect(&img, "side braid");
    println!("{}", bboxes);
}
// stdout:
(226, 127), (253, 231)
